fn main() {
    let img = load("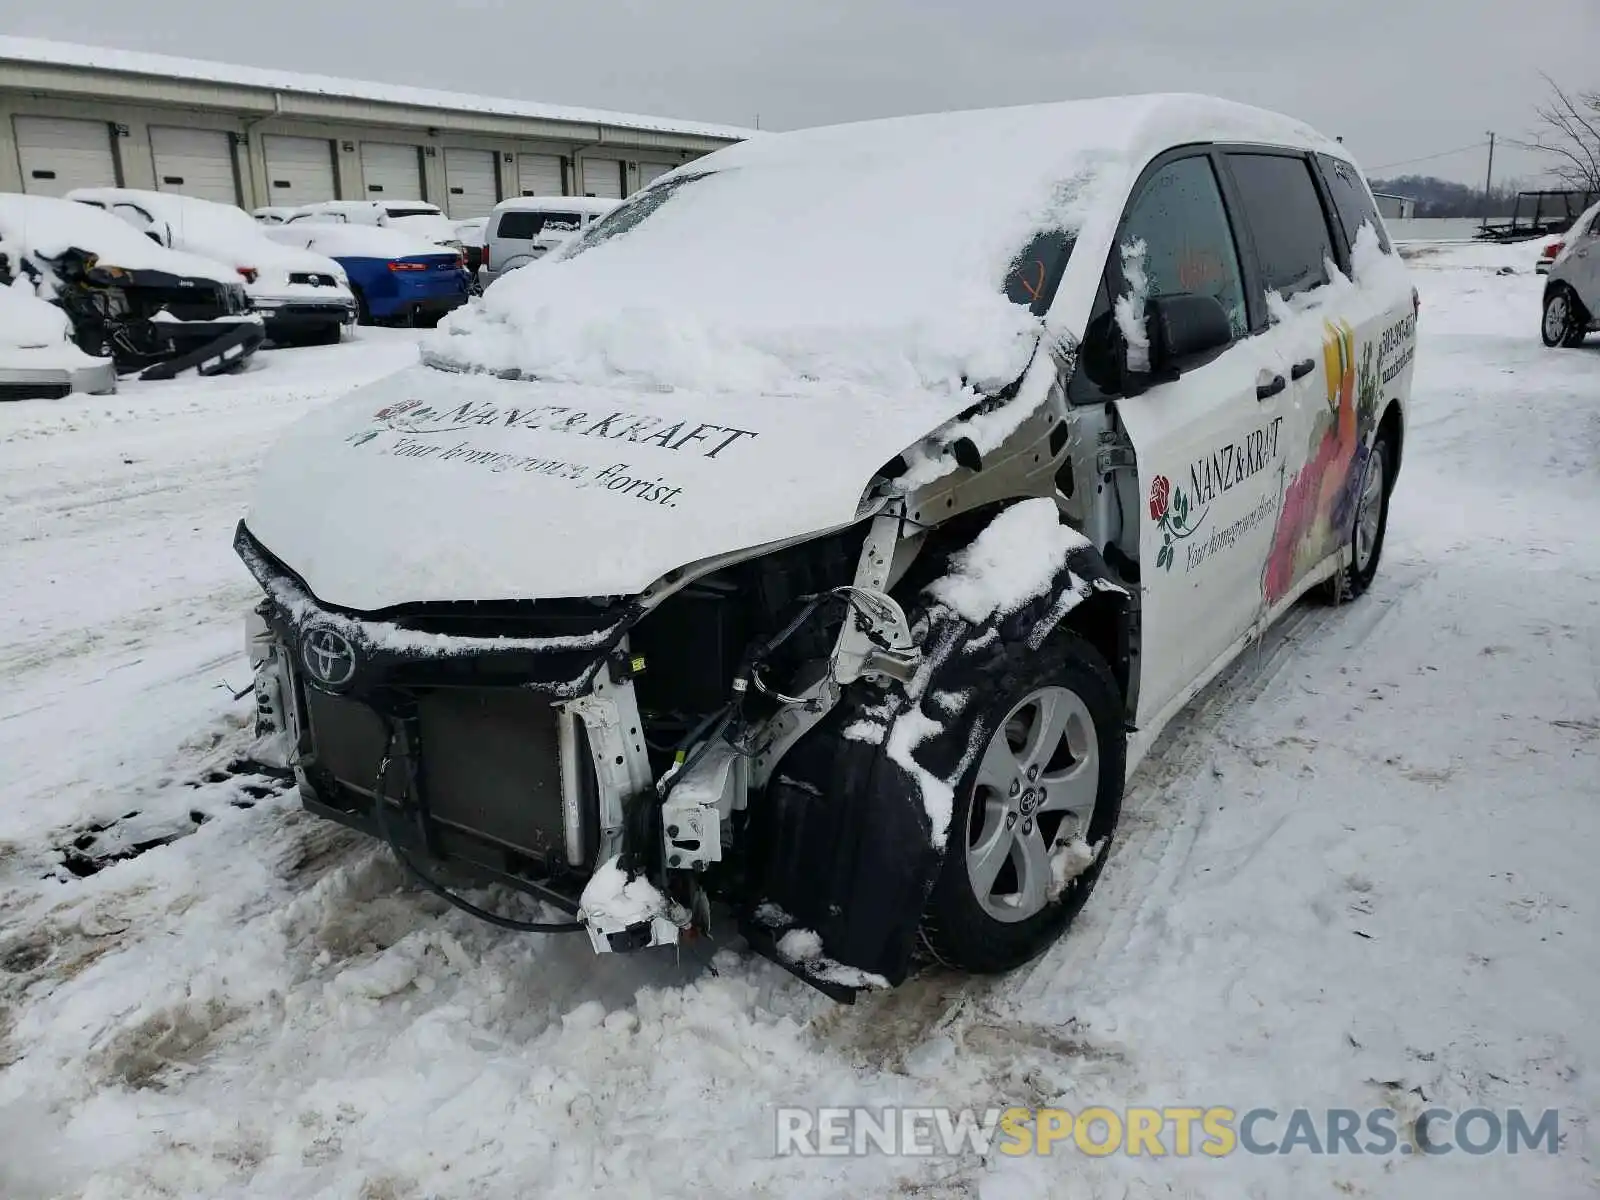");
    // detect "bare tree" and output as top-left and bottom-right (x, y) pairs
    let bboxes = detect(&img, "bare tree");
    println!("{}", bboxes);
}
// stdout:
(1520, 76), (1600, 192)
